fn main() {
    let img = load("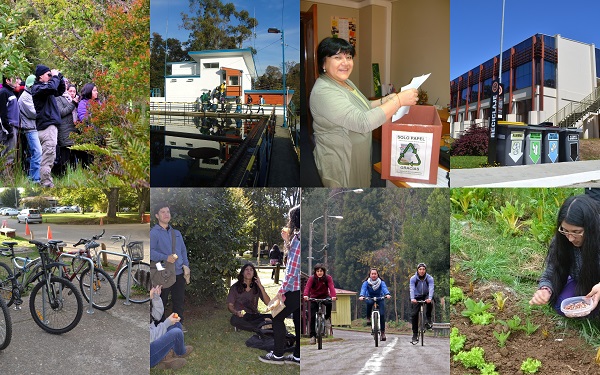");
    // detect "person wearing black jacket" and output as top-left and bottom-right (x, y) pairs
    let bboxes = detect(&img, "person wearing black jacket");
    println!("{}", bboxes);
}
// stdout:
(31, 64), (65, 187)
(0, 76), (20, 165)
